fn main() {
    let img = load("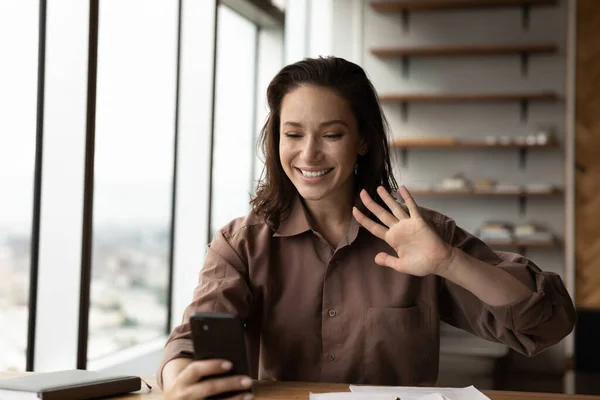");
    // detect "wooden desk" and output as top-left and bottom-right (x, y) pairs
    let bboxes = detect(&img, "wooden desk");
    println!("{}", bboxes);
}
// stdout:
(3, 374), (600, 400)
